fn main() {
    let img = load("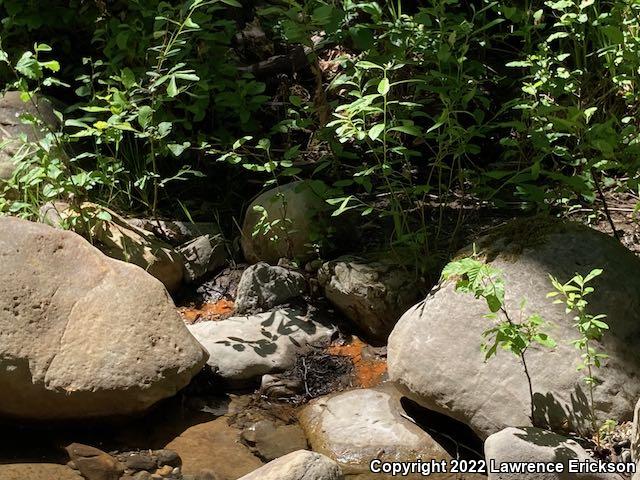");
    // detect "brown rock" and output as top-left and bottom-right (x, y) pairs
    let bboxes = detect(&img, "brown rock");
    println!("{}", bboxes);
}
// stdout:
(0, 217), (207, 420)
(249, 421), (308, 461)
(40, 202), (185, 292)
(0, 463), (83, 480)
(165, 417), (263, 479)
(155, 465), (173, 476)
(65, 443), (124, 480)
